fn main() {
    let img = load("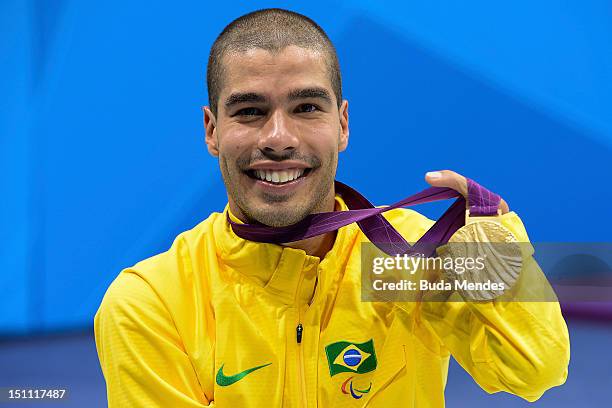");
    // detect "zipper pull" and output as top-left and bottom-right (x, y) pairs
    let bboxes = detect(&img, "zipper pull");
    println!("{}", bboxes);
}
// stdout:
(296, 323), (303, 344)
